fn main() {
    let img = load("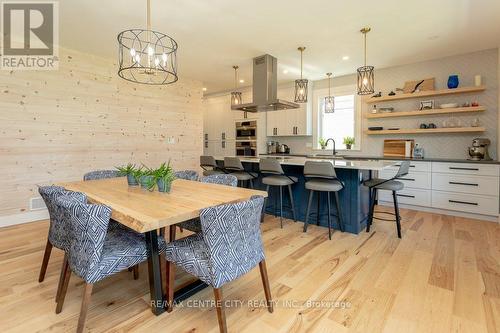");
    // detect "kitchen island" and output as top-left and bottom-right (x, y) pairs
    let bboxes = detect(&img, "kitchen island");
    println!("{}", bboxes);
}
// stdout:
(215, 156), (398, 234)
